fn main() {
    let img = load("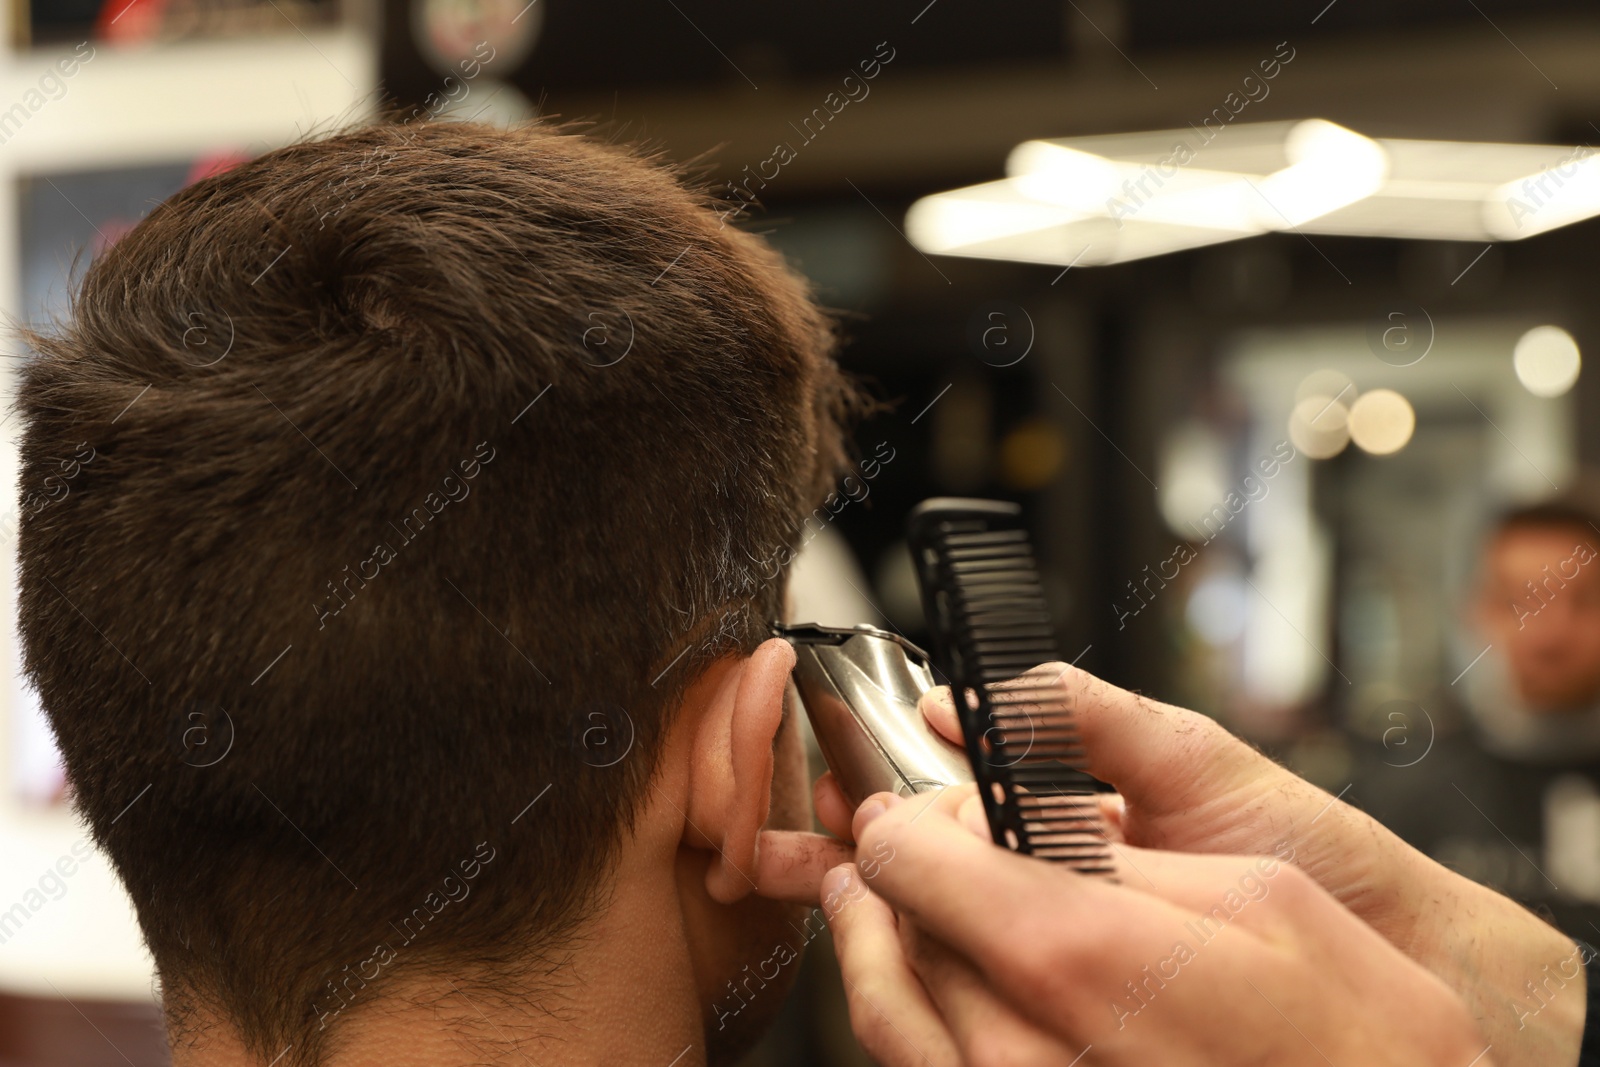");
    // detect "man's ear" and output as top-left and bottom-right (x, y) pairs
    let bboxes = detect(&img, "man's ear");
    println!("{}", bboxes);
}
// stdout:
(682, 637), (796, 904)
